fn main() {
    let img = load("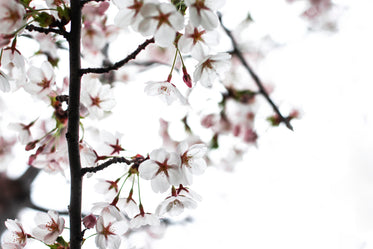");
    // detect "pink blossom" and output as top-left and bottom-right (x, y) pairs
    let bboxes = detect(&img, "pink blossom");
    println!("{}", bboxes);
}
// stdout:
(193, 52), (231, 87)
(2, 219), (28, 248)
(144, 80), (187, 105)
(138, 3), (184, 47)
(0, 0), (26, 34)
(32, 211), (64, 245)
(83, 214), (97, 229)
(138, 148), (182, 193)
